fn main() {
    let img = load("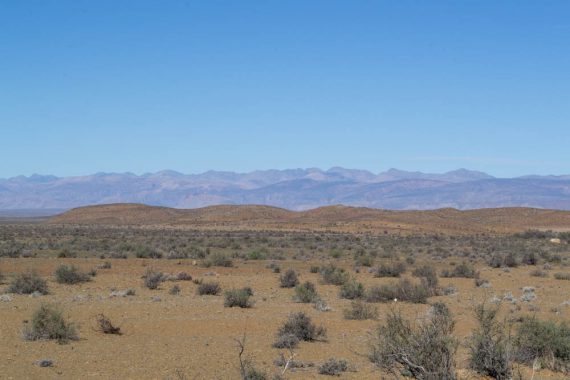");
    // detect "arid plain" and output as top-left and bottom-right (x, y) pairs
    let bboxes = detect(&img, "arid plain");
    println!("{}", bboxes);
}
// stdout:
(2, 204), (570, 379)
